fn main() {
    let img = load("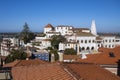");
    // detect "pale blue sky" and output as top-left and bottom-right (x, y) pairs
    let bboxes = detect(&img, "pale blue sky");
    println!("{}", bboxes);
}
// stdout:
(0, 0), (120, 32)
